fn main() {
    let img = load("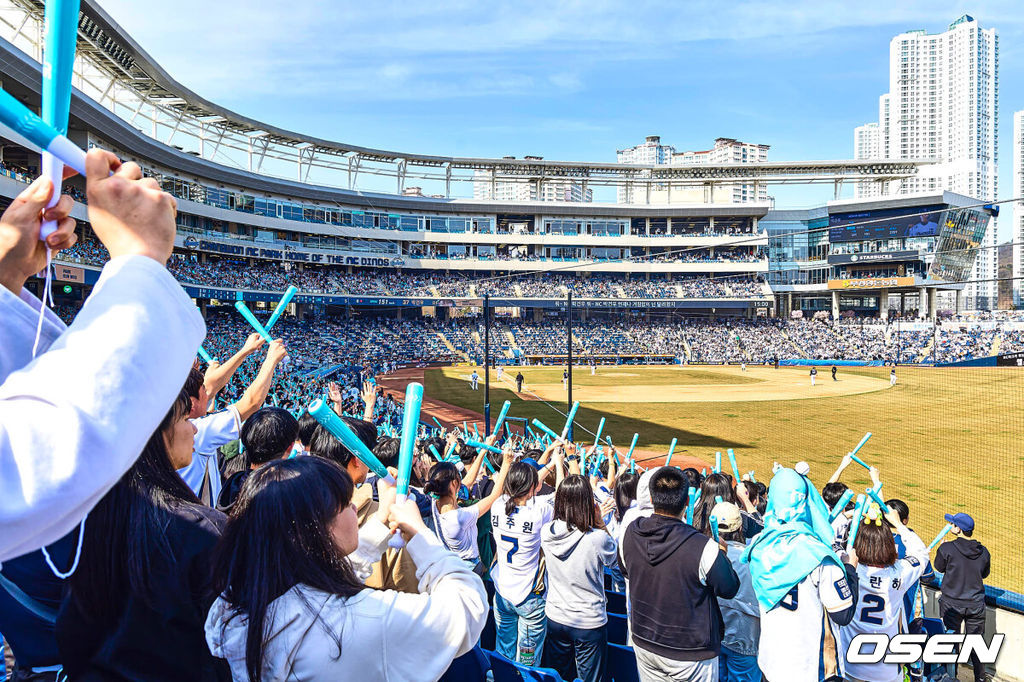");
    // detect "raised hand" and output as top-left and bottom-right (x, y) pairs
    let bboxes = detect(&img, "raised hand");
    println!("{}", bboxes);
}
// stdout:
(0, 173), (77, 294)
